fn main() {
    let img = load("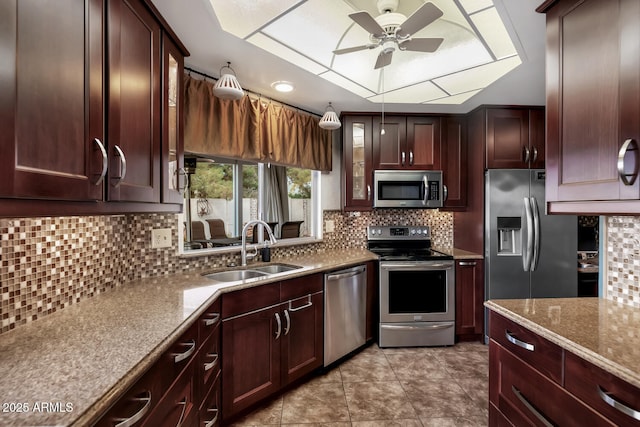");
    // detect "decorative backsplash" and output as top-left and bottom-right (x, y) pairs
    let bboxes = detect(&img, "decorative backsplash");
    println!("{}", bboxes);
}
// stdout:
(0, 209), (452, 334)
(3, 211), (639, 334)
(606, 216), (640, 307)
